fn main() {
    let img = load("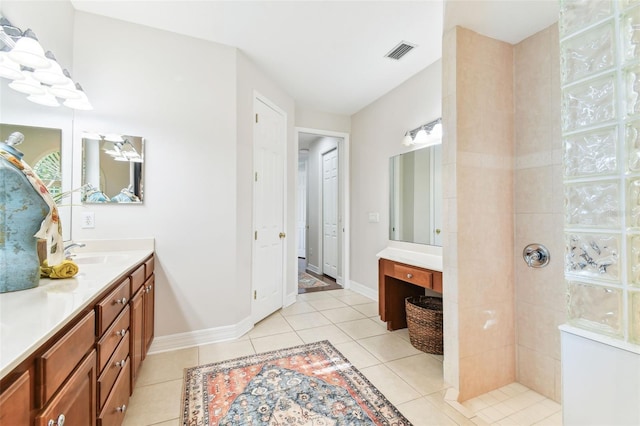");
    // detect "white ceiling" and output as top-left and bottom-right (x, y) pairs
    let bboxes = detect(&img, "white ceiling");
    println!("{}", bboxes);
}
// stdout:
(70, 0), (559, 116)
